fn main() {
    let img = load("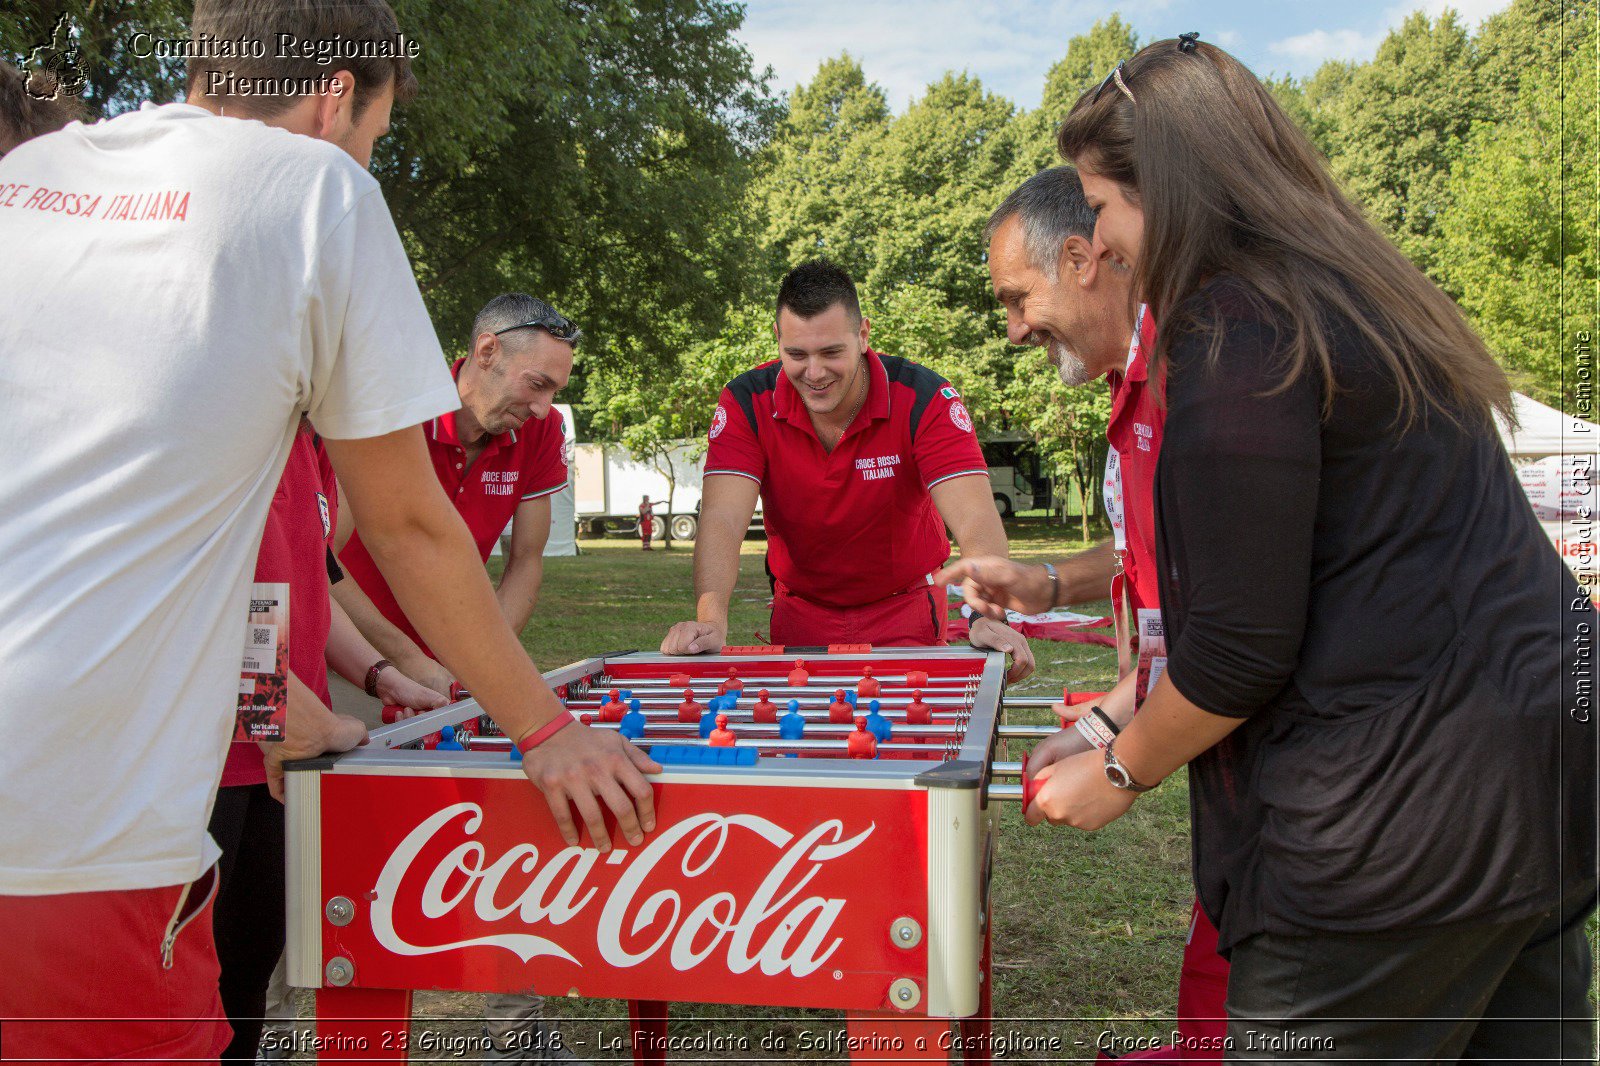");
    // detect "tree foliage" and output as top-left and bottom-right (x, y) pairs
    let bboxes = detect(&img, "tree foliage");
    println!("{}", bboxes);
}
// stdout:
(1437, 4), (1597, 408)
